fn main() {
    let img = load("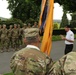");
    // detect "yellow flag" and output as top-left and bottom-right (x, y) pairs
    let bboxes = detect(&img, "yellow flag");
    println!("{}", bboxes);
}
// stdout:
(39, 0), (54, 56)
(39, 0), (46, 27)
